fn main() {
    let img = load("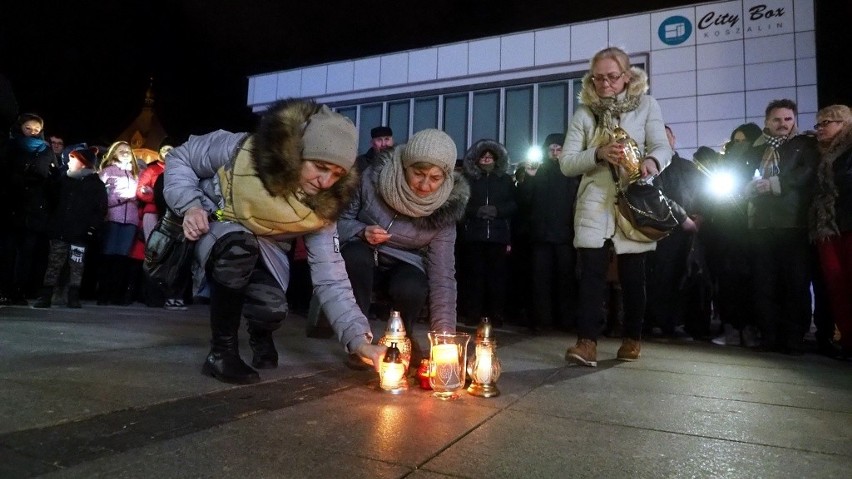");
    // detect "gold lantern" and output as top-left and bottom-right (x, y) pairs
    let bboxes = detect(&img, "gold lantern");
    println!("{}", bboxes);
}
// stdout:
(611, 126), (643, 183)
(467, 317), (502, 398)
